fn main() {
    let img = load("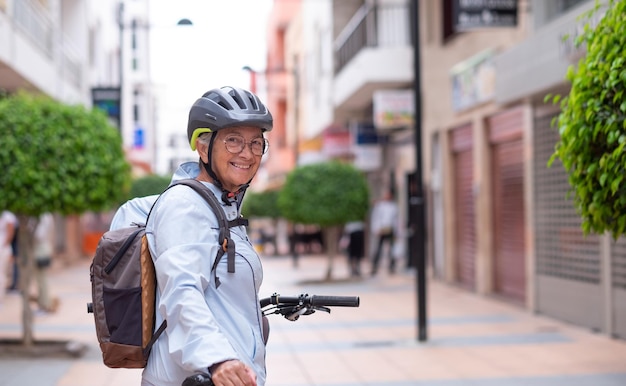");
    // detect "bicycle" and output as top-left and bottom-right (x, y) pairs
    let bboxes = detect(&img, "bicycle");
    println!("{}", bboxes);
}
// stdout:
(181, 292), (360, 386)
